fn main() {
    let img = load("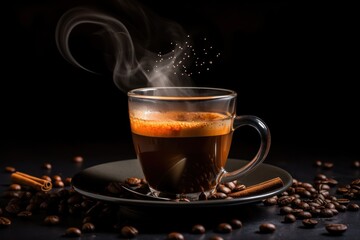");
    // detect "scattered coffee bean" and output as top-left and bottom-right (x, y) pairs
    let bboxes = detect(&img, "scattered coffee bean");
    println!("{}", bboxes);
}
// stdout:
(54, 180), (64, 188)
(64, 177), (72, 186)
(347, 203), (359, 211)
(314, 160), (322, 167)
(166, 232), (184, 240)
(0, 216), (11, 227)
(217, 184), (231, 194)
(302, 218), (318, 228)
(352, 160), (360, 168)
(82, 222), (95, 232)
(259, 223), (276, 233)
(52, 175), (62, 182)
(121, 225), (139, 238)
(283, 214), (296, 223)
(263, 197), (277, 206)
(191, 224), (205, 234)
(296, 211), (312, 219)
(279, 206), (293, 215)
(64, 227), (82, 237)
(72, 156), (84, 163)
(44, 215), (60, 225)
(41, 175), (52, 182)
(215, 223), (232, 233)
(8, 183), (21, 191)
(229, 219), (242, 229)
(322, 162), (334, 169)
(325, 223), (347, 235)
(42, 162), (52, 170)
(17, 210), (32, 218)
(233, 184), (246, 192)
